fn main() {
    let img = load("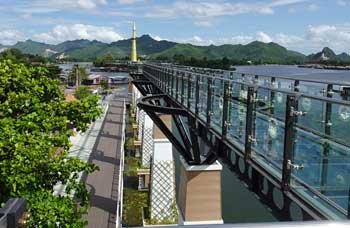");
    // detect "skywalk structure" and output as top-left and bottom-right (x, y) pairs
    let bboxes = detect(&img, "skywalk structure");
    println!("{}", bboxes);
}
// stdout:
(130, 63), (350, 224)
